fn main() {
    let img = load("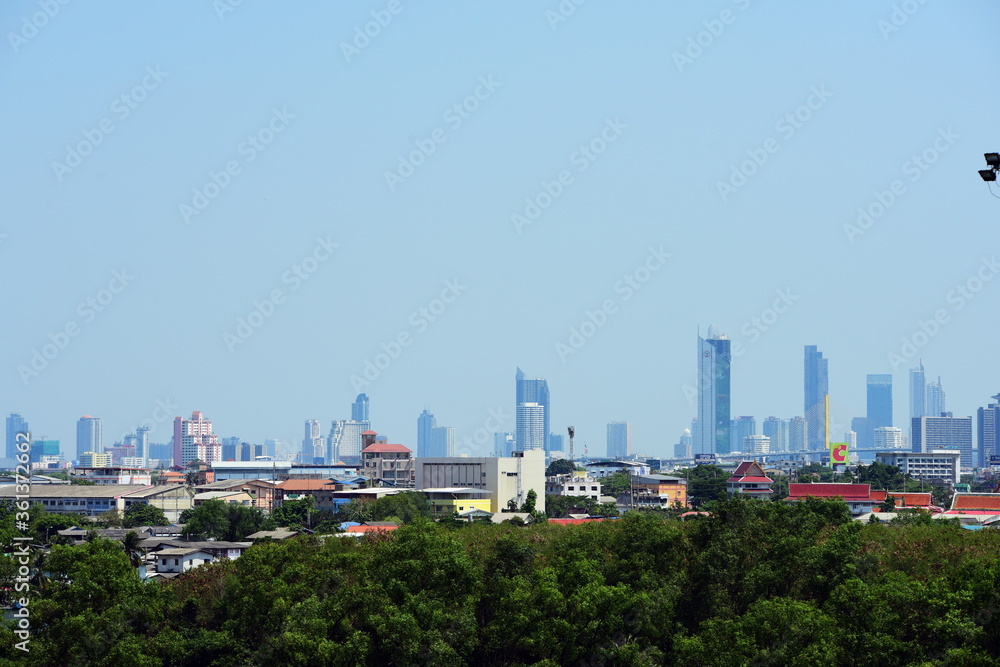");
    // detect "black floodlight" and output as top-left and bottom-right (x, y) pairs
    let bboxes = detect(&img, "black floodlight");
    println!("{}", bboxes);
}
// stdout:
(980, 169), (997, 182)
(986, 153), (1000, 169)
